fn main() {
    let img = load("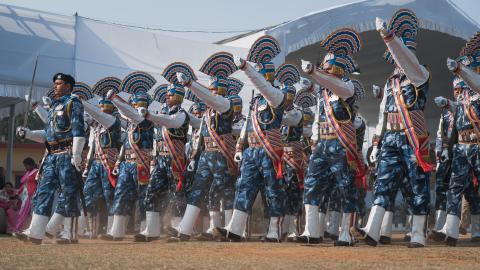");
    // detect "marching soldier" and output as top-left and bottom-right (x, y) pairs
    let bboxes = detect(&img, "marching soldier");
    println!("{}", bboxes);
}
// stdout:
(16, 73), (86, 244)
